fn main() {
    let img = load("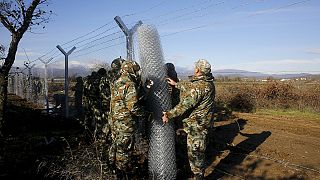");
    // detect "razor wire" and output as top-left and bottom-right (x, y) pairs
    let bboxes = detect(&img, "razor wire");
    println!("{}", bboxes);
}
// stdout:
(137, 24), (176, 179)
